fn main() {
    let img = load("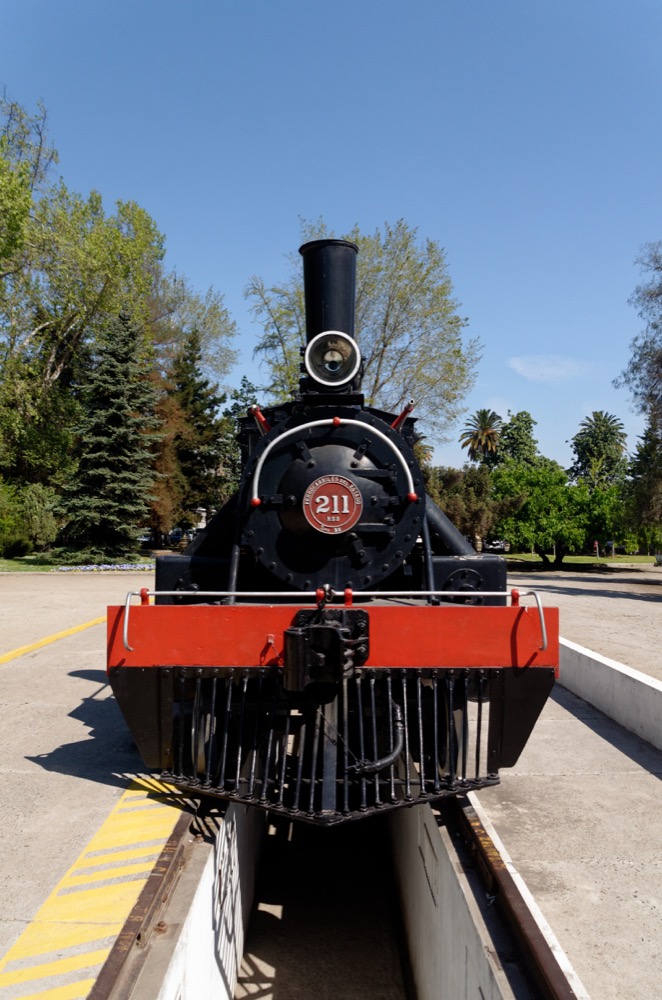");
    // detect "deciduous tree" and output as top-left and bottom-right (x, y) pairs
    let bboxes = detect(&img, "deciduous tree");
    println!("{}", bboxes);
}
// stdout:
(491, 410), (539, 466)
(426, 463), (499, 541)
(621, 426), (662, 553)
(491, 460), (588, 567)
(247, 219), (480, 437)
(0, 96), (165, 489)
(616, 242), (662, 431)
